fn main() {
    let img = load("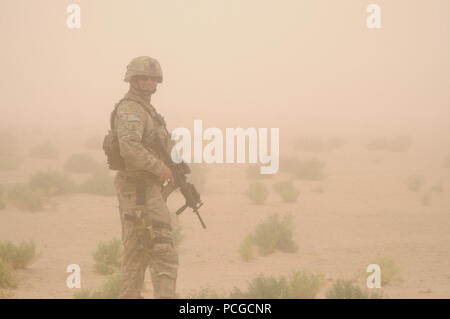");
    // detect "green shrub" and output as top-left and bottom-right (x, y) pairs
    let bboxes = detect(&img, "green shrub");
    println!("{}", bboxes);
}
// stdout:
(188, 287), (224, 299)
(230, 270), (323, 299)
(0, 241), (37, 269)
(253, 214), (298, 256)
(246, 182), (269, 205)
(74, 273), (122, 299)
(29, 170), (75, 196)
(93, 238), (122, 275)
(280, 157), (324, 180)
(0, 289), (14, 298)
(78, 172), (115, 196)
(0, 260), (17, 289)
(326, 279), (383, 299)
(72, 289), (92, 299)
(311, 186), (324, 193)
(371, 255), (401, 286)
(189, 270), (323, 299)
(64, 153), (103, 174)
(246, 165), (273, 180)
(273, 181), (300, 203)
(295, 137), (343, 152)
(29, 142), (58, 160)
(187, 164), (207, 194)
(239, 214), (297, 261)
(7, 184), (47, 211)
(231, 274), (286, 299)
(407, 175), (426, 192)
(366, 135), (412, 152)
(239, 234), (256, 262)
(279, 188), (300, 203)
(273, 181), (292, 193)
(85, 135), (103, 150)
(430, 182), (443, 193)
(285, 270), (325, 298)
